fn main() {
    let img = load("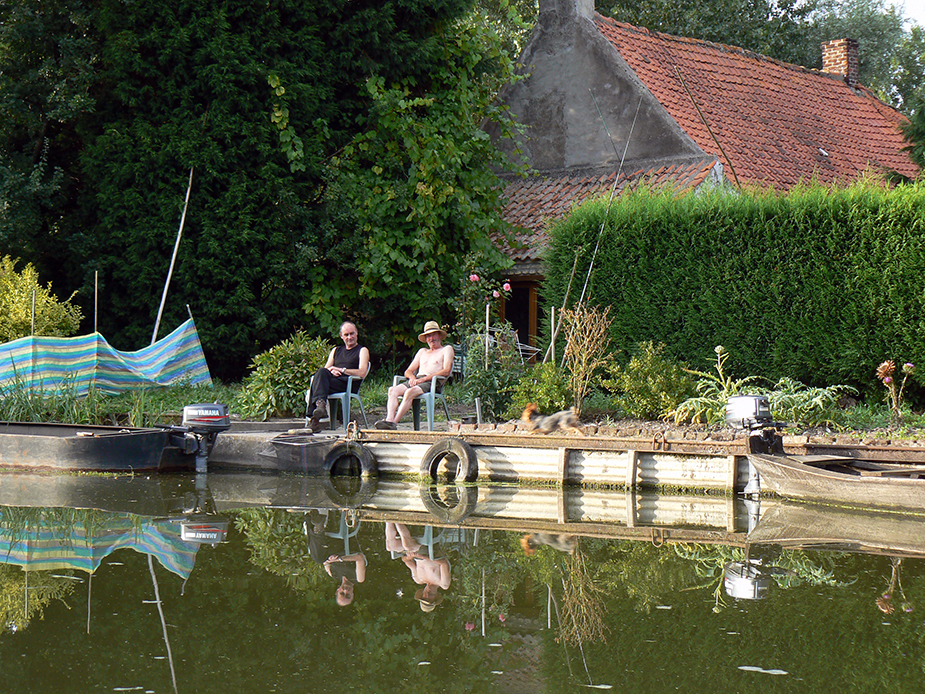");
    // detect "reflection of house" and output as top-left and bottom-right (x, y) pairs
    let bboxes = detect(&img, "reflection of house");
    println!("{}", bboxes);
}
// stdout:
(493, 0), (919, 346)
